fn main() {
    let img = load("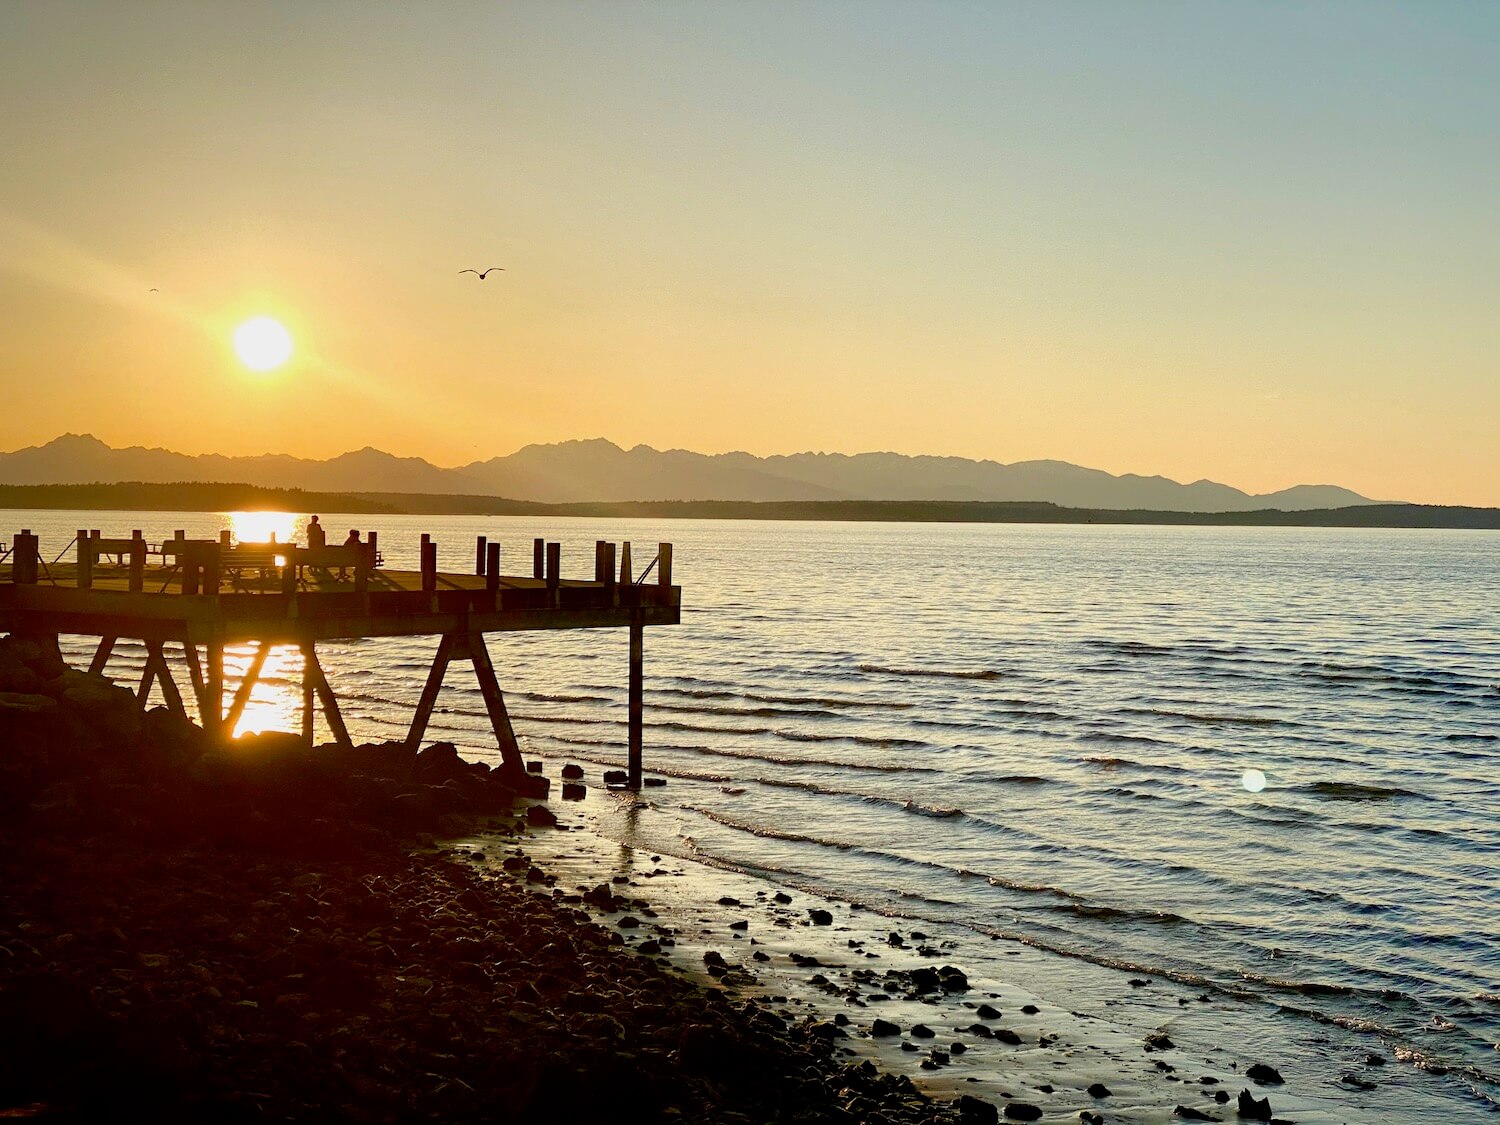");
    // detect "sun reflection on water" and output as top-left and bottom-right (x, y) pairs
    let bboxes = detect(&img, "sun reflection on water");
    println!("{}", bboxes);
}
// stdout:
(226, 510), (303, 547)
(225, 642), (305, 738)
